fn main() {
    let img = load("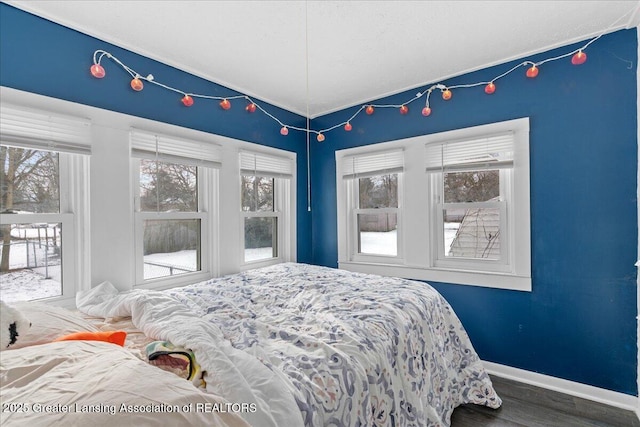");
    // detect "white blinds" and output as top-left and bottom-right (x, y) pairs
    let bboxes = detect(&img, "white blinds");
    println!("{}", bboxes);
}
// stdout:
(342, 149), (404, 179)
(130, 129), (222, 168)
(425, 131), (514, 172)
(240, 150), (294, 178)
(0, 104), (92, 154)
